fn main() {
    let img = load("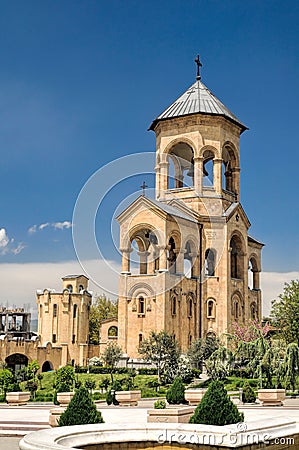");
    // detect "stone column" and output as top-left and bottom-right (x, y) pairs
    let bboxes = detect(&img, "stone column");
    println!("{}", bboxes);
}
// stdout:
(138, 251), (149, 274)
(253, 271), (260, 290)
(159, 155), (169, 200)
(121, 249), (132, 274)
(213, 158), (222, 194)
(232, 167), (240, 200)
(174, 249), (185, 275)
(189, 252), (200, 278)
(157, 246), (168, 272)
(194, 156), (203, 195)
